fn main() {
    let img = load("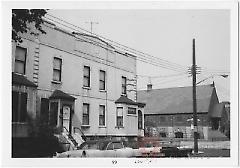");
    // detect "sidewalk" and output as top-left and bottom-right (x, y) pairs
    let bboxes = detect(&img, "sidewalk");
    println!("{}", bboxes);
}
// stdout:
(180, 141), (230, 149)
